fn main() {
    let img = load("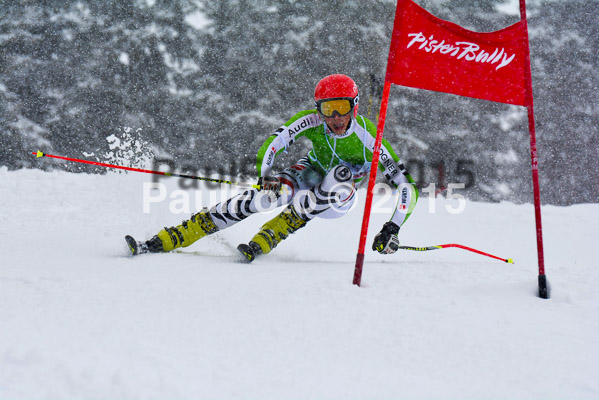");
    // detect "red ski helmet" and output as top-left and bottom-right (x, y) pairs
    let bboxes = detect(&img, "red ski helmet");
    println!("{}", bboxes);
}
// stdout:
(314, 74), (359, 118)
